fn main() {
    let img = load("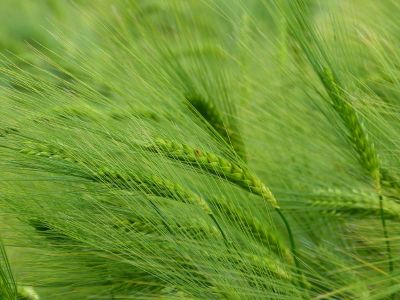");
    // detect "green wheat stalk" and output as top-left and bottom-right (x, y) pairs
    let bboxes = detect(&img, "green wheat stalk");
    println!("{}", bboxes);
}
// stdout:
(284, 0), (394, 281)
